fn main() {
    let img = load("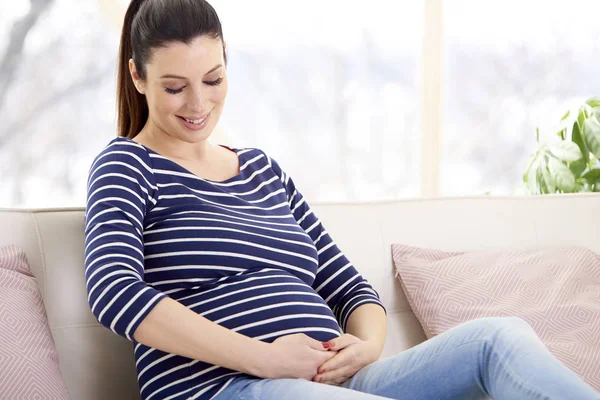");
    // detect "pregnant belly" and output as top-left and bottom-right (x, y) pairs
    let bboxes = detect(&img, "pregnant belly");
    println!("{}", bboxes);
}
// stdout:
(173, 269), (342, 343)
